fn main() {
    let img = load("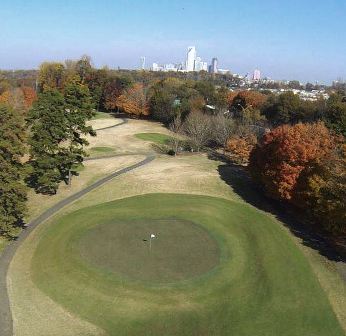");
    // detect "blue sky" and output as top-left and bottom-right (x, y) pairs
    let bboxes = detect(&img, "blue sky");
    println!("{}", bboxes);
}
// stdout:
(1, 0), (346, 83)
